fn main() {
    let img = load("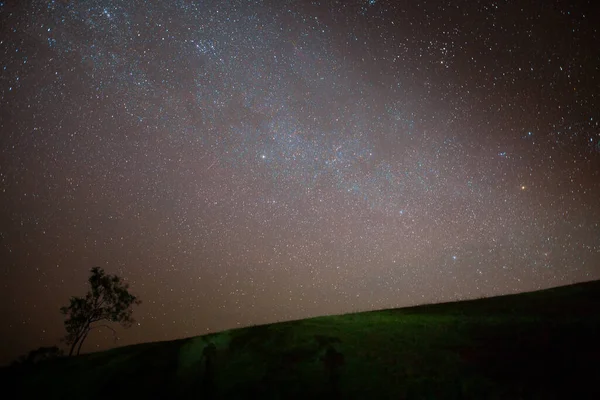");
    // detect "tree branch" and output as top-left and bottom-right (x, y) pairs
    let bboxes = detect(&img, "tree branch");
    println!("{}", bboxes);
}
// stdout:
(89, 324), (119, 342)
(76, 328), (90, 356)
(96, 294), (106, 310)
